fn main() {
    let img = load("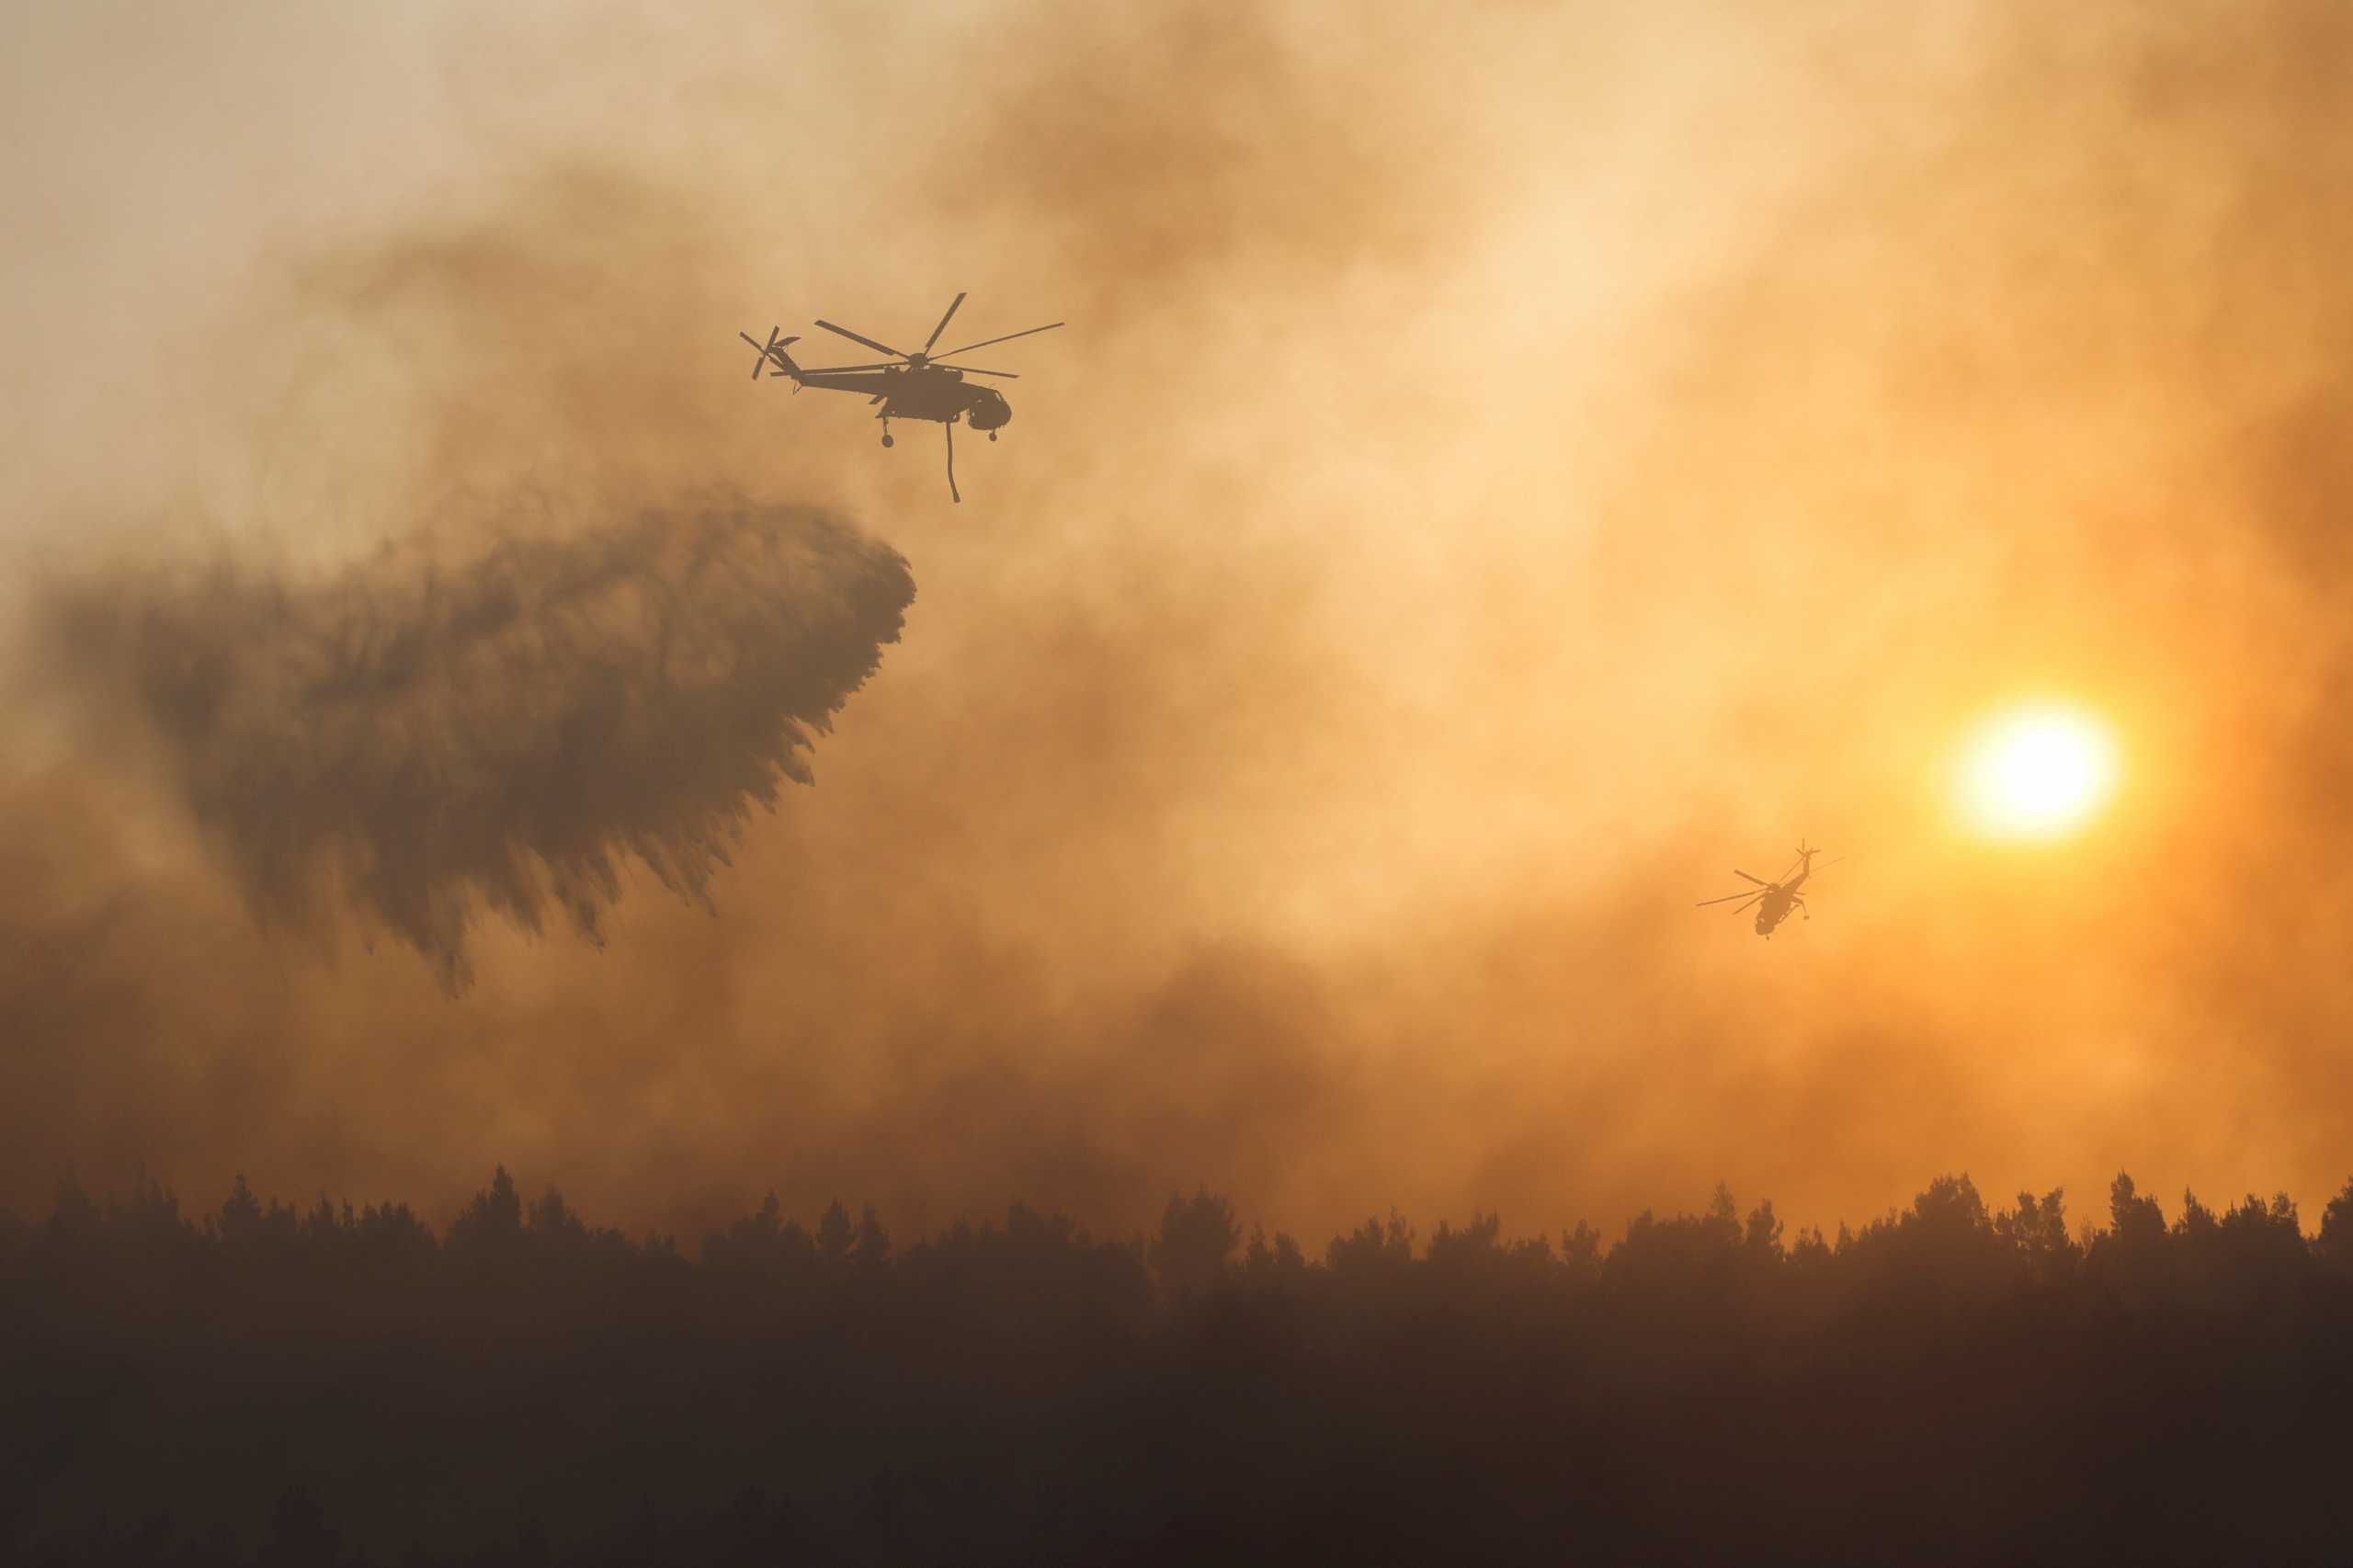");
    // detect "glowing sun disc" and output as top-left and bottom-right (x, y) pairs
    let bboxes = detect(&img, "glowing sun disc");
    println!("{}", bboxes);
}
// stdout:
(1957, 704), (2119, 840)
